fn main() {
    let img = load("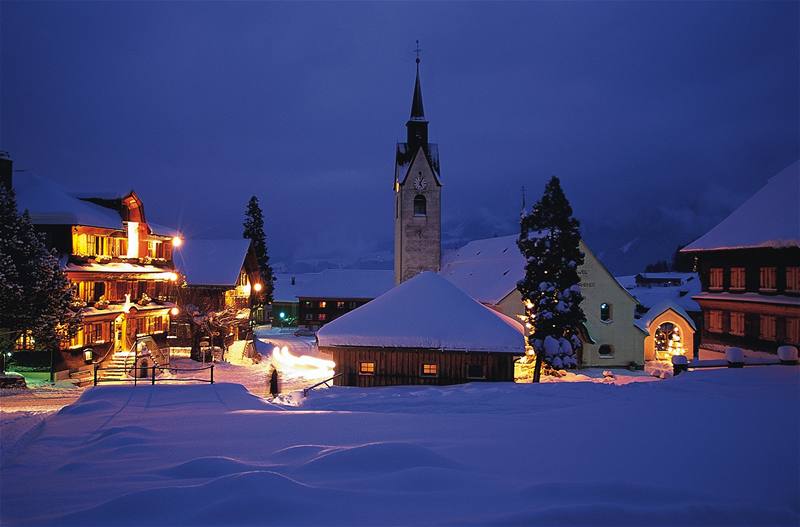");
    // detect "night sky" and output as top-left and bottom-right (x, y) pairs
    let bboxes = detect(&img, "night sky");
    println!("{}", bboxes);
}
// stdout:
(2, 1), (798, 274)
